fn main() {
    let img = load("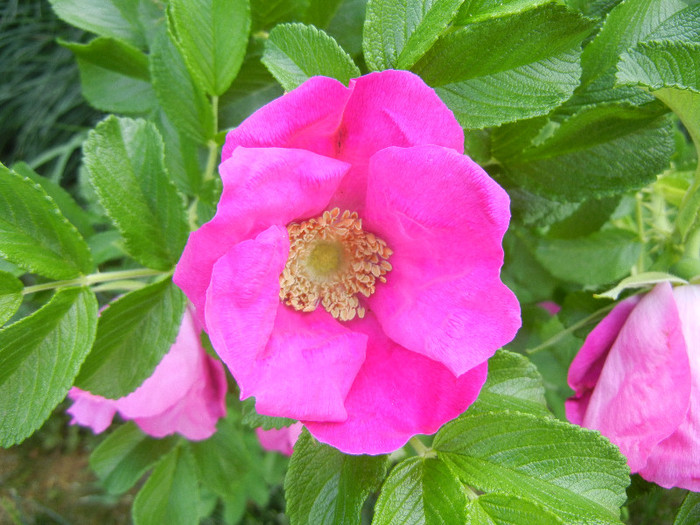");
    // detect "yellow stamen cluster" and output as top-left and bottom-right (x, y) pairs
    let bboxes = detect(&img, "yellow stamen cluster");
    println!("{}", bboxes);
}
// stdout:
(279, 208), (393, 321)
